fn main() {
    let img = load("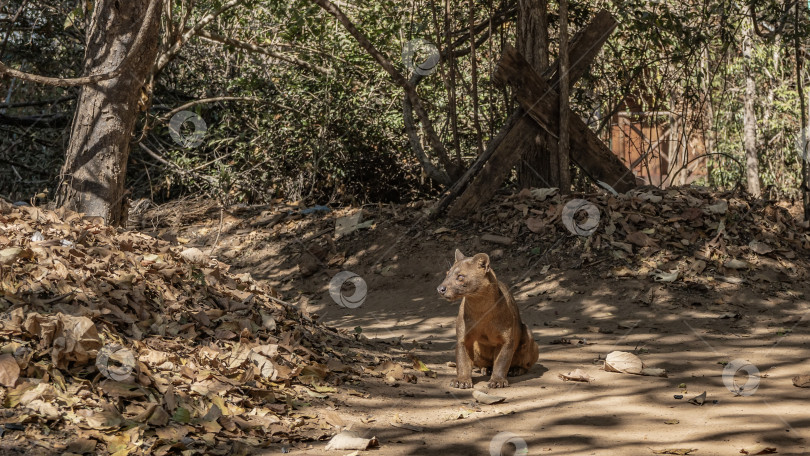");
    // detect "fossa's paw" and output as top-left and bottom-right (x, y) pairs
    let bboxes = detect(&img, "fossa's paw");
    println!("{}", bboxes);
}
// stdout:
(488, 377), (509, 388)
(450, 378), (473, 389)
